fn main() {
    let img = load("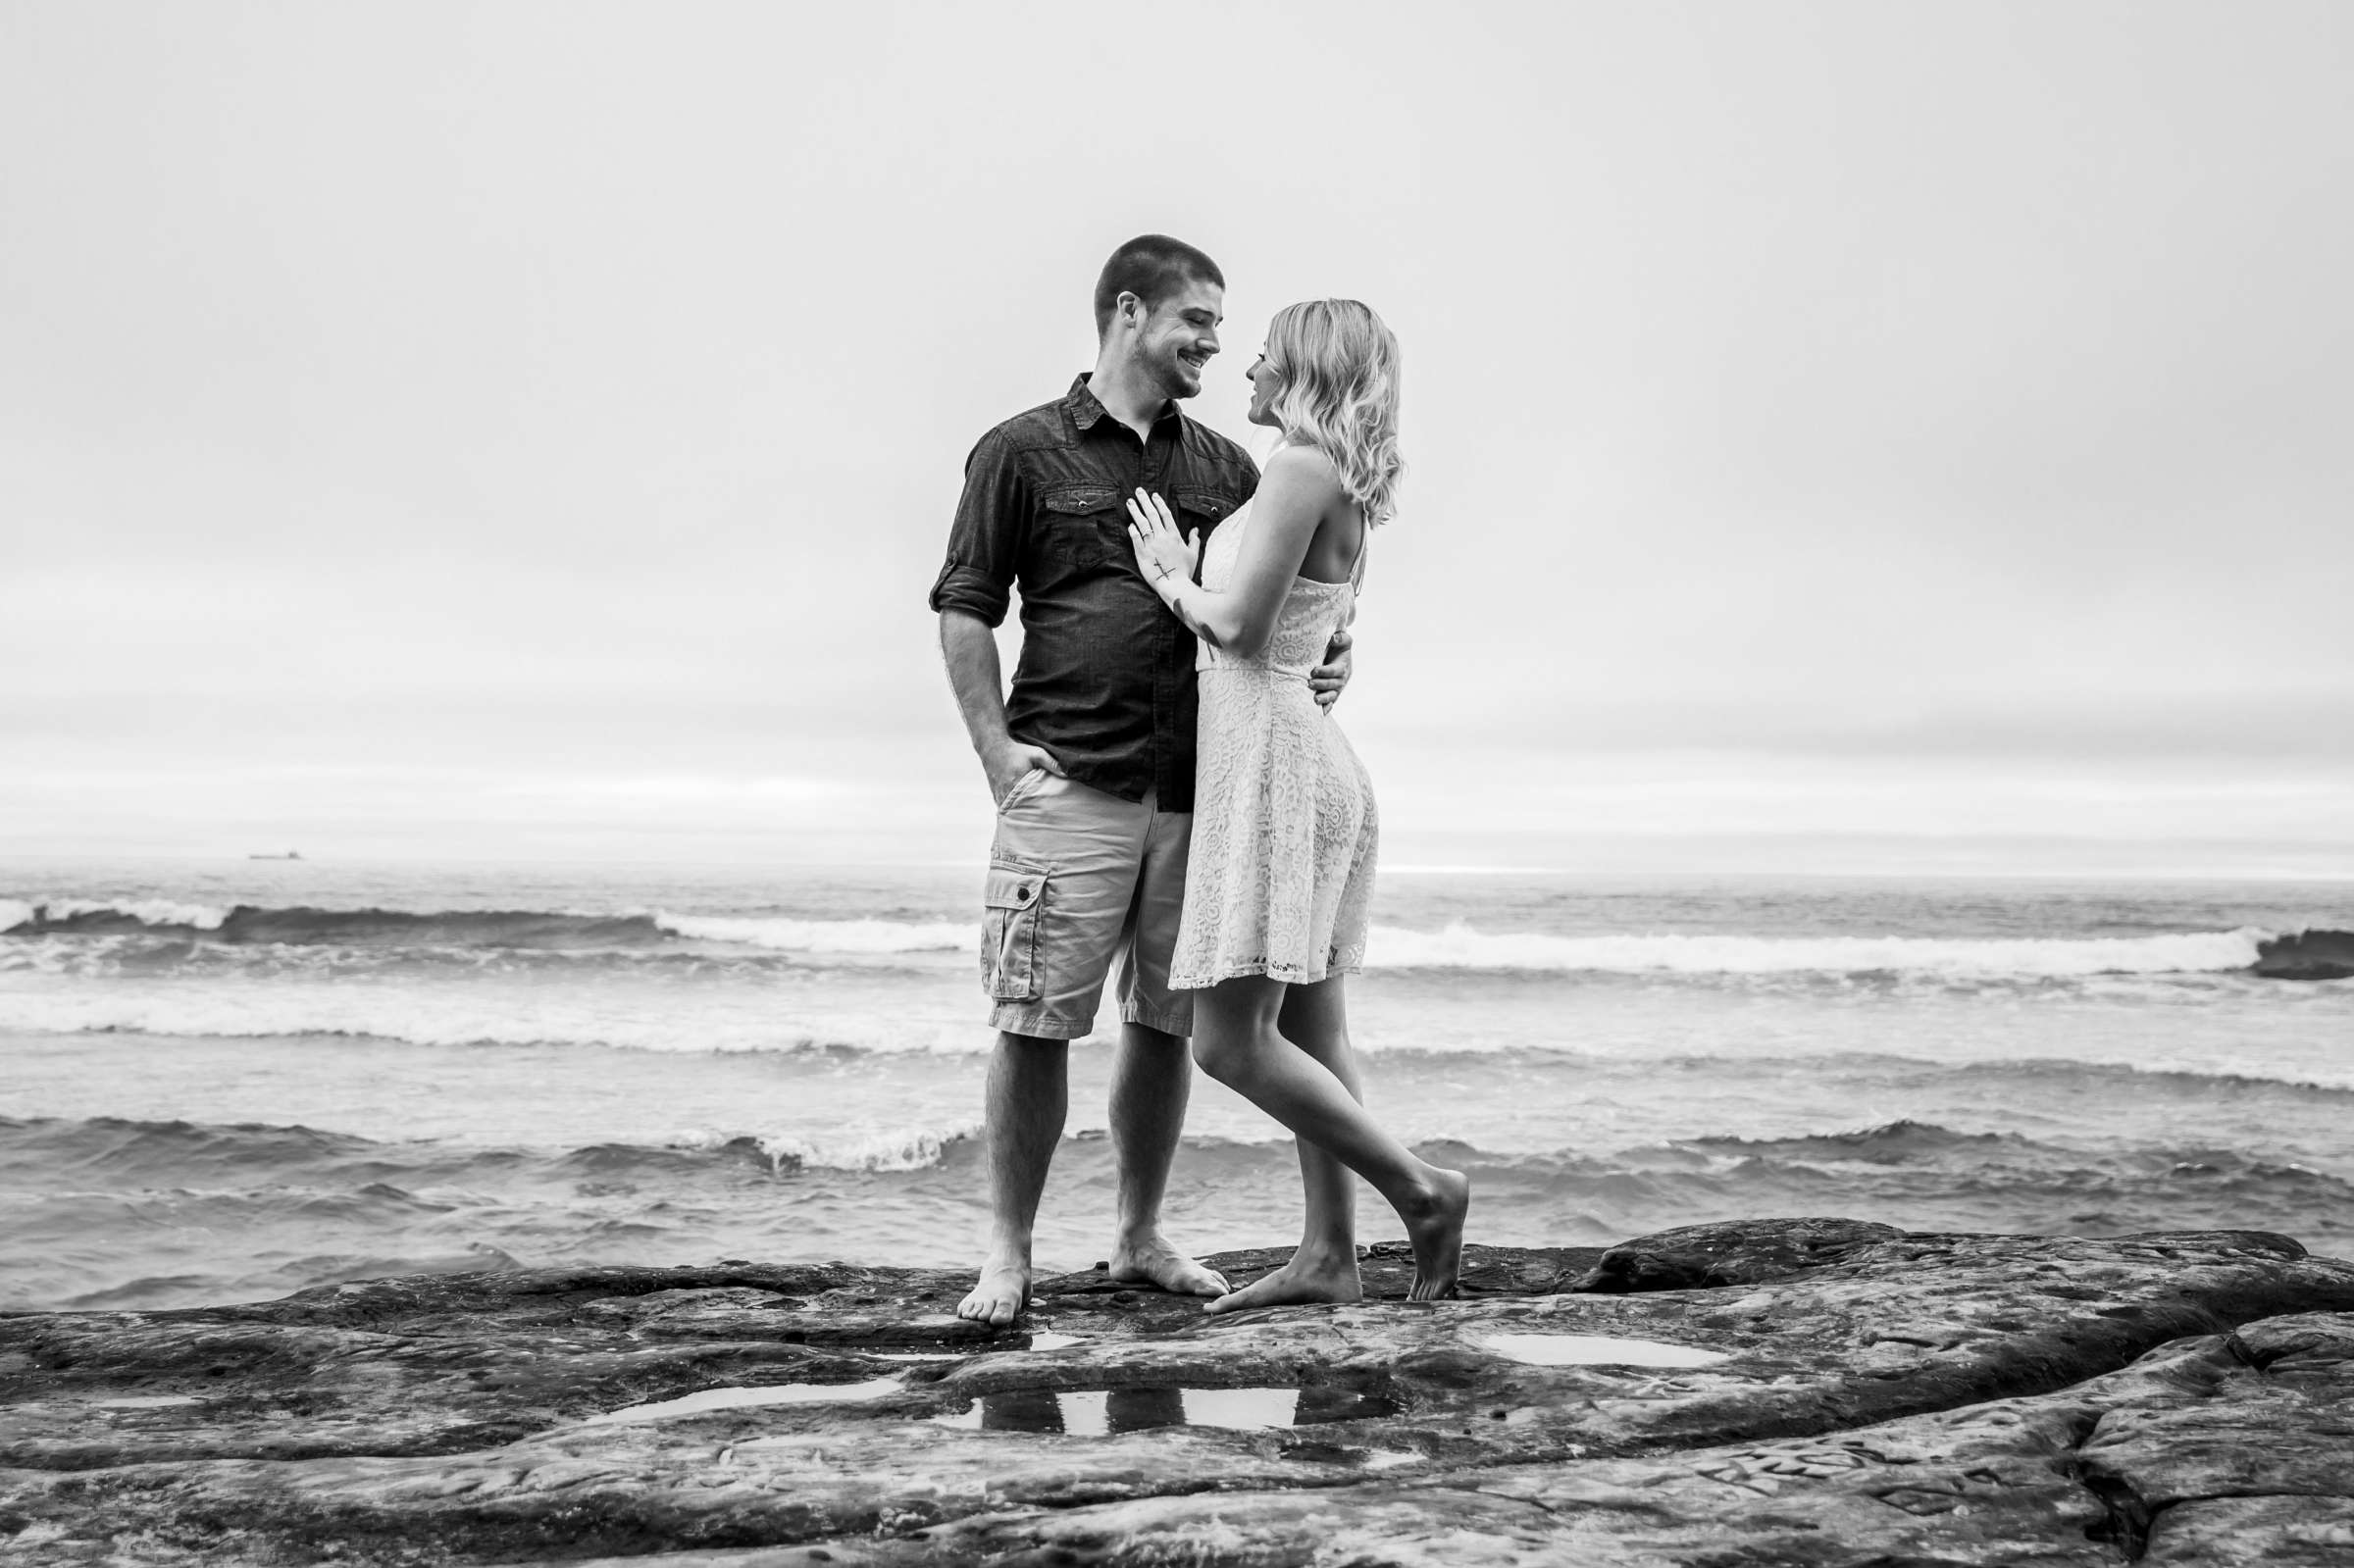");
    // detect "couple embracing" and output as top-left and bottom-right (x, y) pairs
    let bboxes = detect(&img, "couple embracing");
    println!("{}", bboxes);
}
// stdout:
(930, 234), (1467, 1326)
